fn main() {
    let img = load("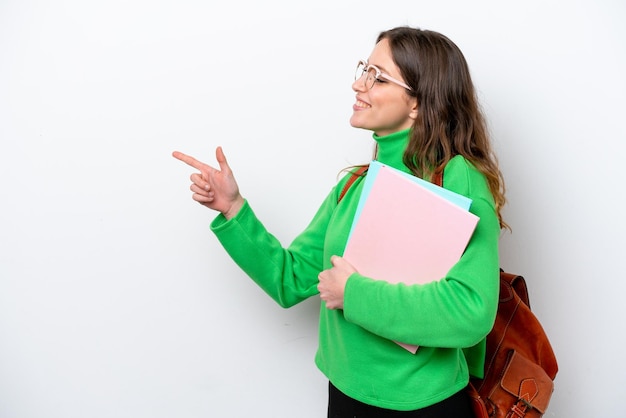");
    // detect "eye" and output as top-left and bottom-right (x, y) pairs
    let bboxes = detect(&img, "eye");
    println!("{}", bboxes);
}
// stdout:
(366, 69), (382, 82)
